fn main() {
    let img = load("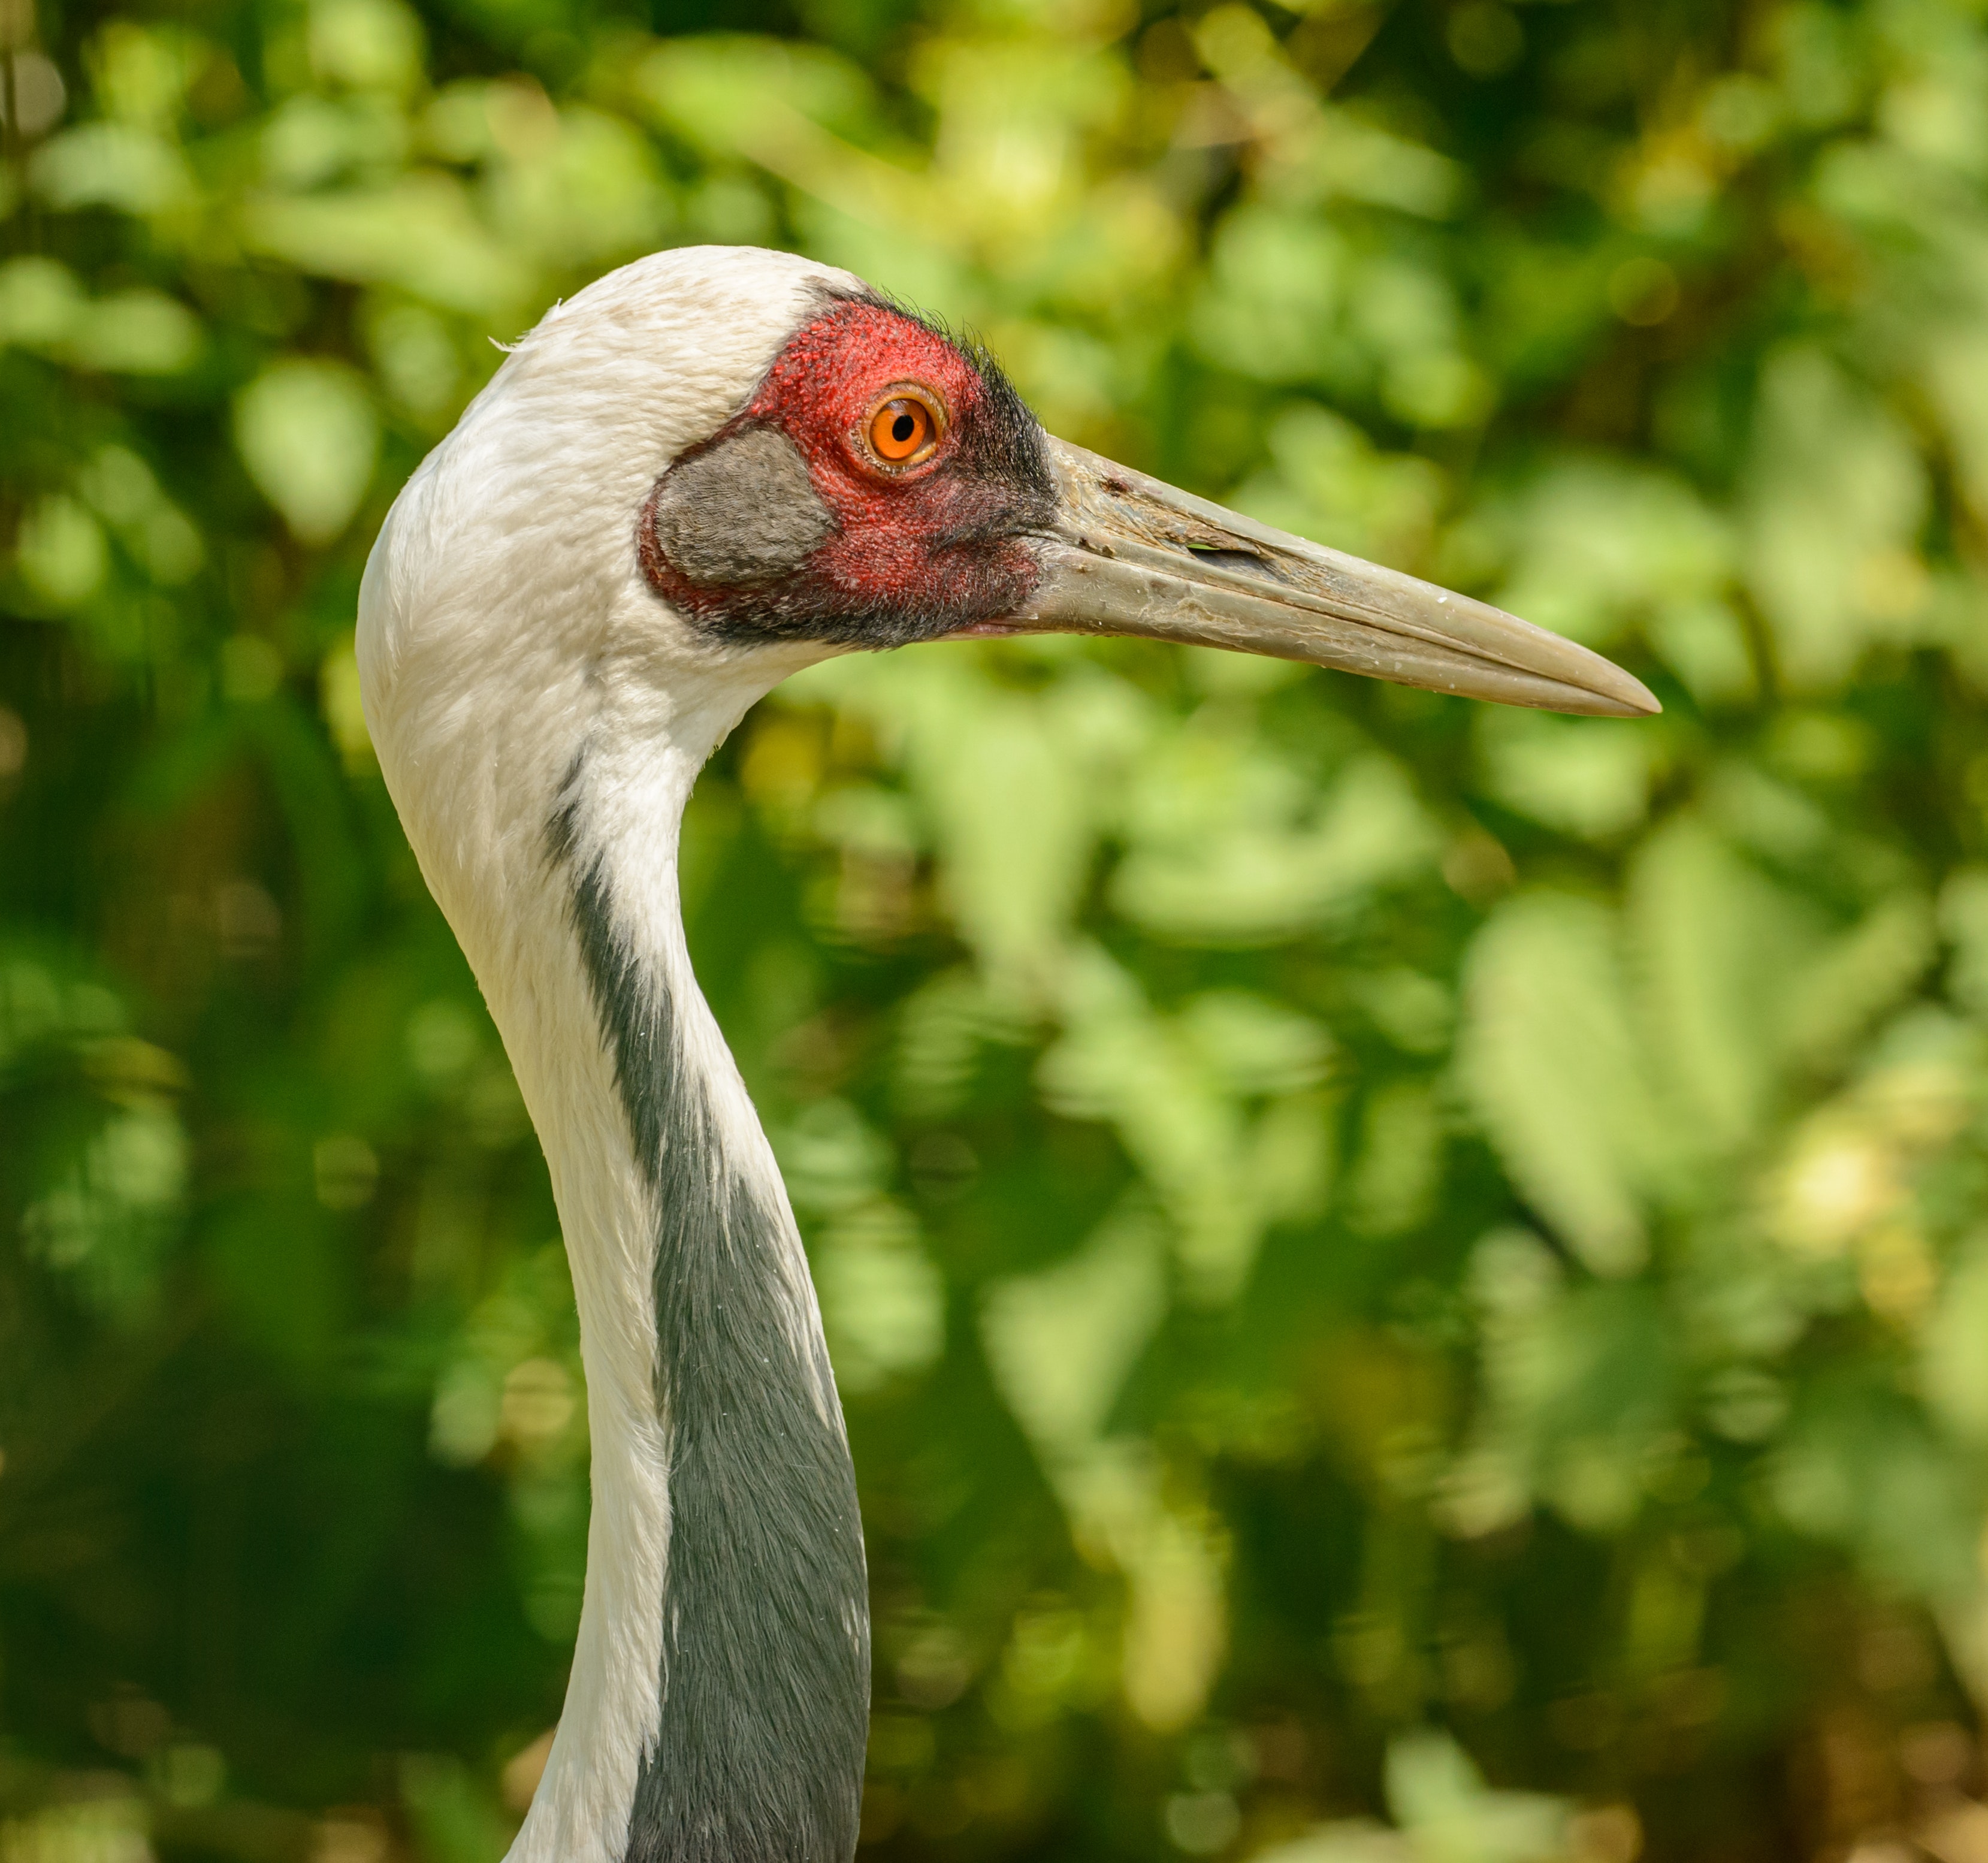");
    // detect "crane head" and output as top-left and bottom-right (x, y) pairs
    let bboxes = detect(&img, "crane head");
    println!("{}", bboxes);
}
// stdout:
(638, 270), (1657, 718)
(361, 244), (1654, 819)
